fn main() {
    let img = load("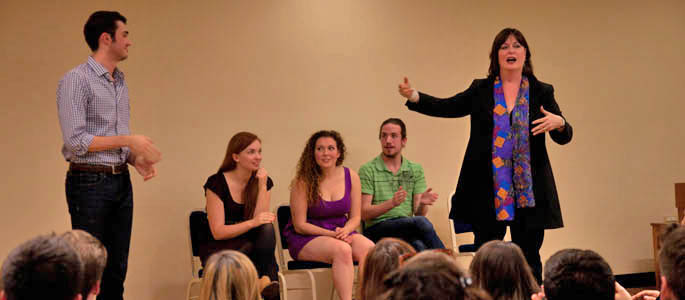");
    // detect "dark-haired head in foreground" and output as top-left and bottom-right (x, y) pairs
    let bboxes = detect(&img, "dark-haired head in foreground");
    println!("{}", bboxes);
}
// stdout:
(1, 233), (83, 300)
(543, 248), (615, 300)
